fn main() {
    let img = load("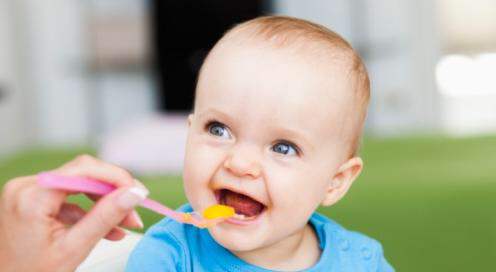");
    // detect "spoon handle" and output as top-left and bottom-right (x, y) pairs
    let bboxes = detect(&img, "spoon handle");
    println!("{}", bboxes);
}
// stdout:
(37, 172), (184, 222)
